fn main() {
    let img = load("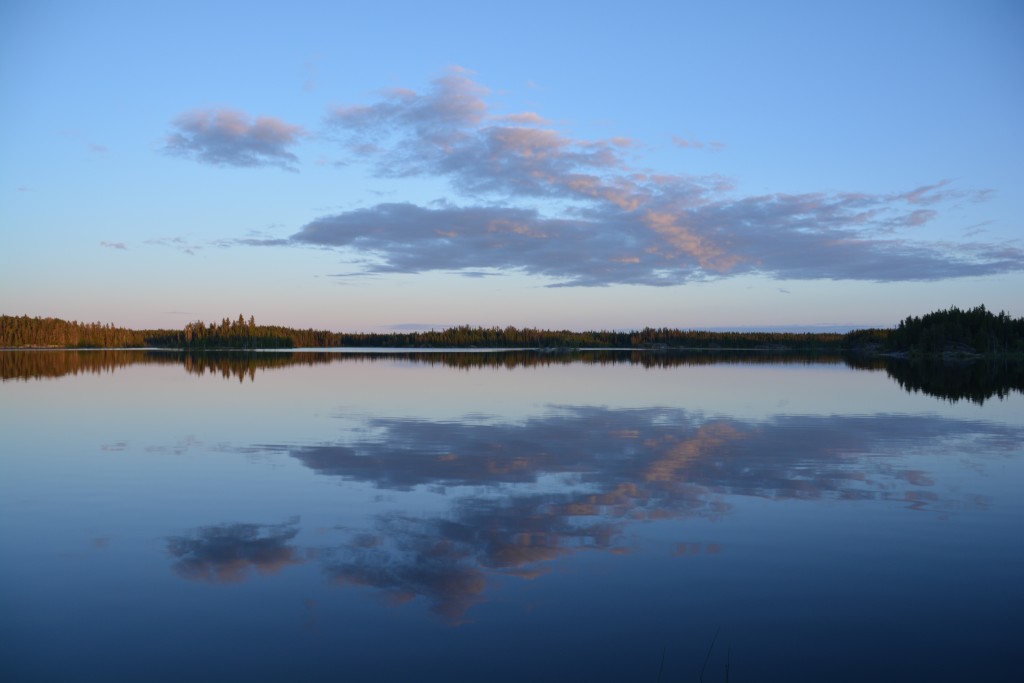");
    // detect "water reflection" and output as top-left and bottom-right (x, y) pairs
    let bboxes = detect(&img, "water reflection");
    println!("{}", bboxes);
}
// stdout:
(218, 408), (1022, 621)
(1, 348), (850, 381)
(280, 408), (1019, 502)
(0, 349), (329, 383)
(5, 354), (1021, 682)
(167, 518), (305, 583)
(884, 357), (1024, 404)
(327, 493), (624, 622)
(3, 349), (1021, 403)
